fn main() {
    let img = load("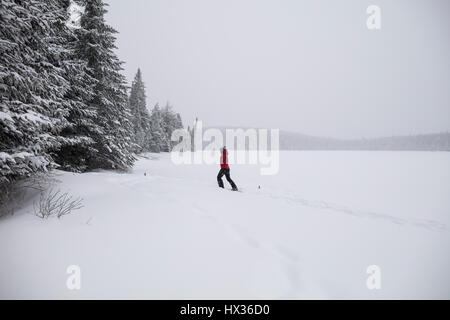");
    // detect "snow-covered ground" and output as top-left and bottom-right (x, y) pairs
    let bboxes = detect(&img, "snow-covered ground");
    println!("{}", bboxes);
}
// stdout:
(0, 151), (449, 299)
